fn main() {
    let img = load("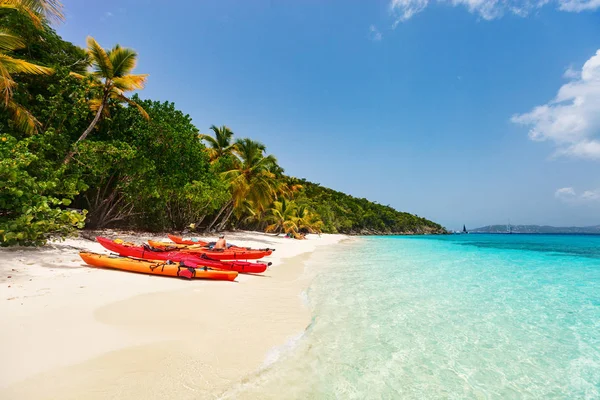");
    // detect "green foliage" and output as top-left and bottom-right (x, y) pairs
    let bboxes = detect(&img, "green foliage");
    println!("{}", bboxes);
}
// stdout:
(222, 138), (280, 211)
(0, 9), (446, 246)
(0, 134), (86, 246)
(0, 68), (94, 246)
(0, 11), (86, 72)
(290, 178), (446, 234)
(70, 96), (229, 231)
